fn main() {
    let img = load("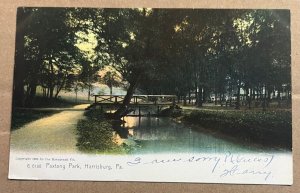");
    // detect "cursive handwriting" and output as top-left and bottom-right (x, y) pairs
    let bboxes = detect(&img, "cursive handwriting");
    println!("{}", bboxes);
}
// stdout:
(224, 152), (274, 168)
(126, 152), (275, 181)
(127, 155), (221, 173)
(220, 164), (272, 181)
